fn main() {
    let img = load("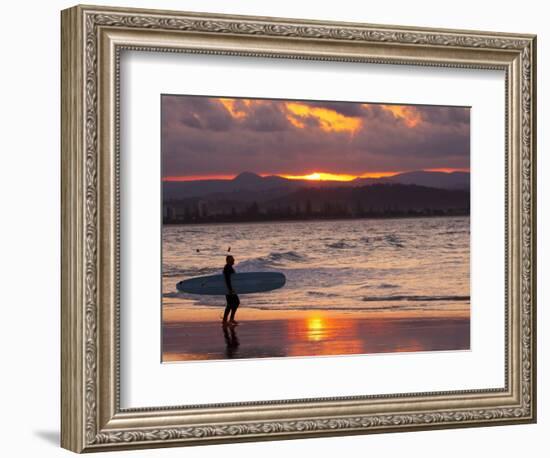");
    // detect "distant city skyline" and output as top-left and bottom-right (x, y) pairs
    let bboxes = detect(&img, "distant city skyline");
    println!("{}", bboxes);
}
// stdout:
(162, 95), (470, 180)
